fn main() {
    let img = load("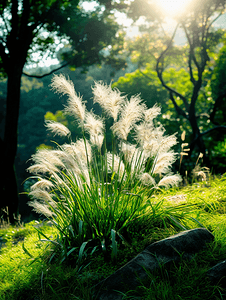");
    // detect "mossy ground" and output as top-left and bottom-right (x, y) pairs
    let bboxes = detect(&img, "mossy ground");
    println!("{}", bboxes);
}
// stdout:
(1, 175), (226, 299)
